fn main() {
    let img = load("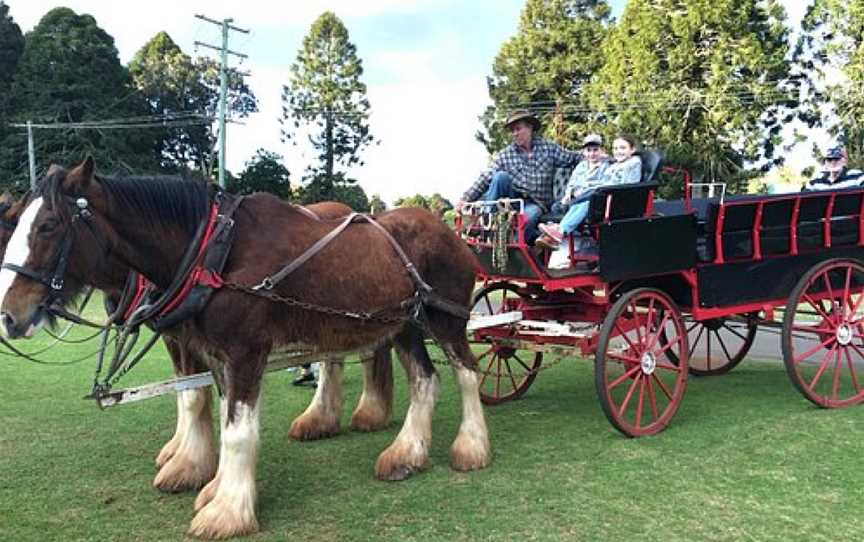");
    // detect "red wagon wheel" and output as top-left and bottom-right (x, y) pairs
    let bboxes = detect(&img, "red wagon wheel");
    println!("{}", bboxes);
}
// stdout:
(470, 283), (542, 405)
(662, 316), (758, 376)
(595, 288), (689, 437)
(782, 259), (864, 408)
